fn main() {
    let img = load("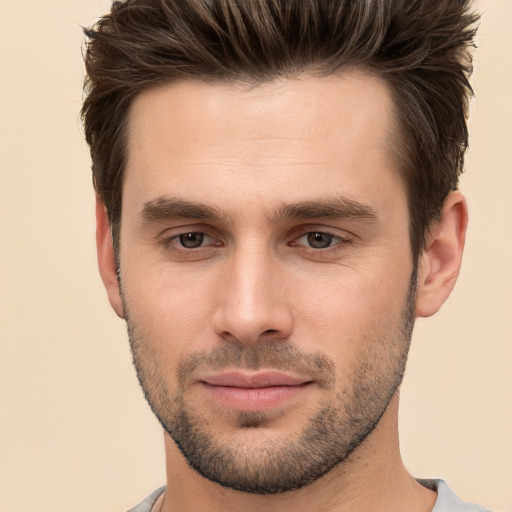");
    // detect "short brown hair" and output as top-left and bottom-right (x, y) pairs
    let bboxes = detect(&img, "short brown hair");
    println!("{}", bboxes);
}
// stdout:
(81, 0), (479, 260)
